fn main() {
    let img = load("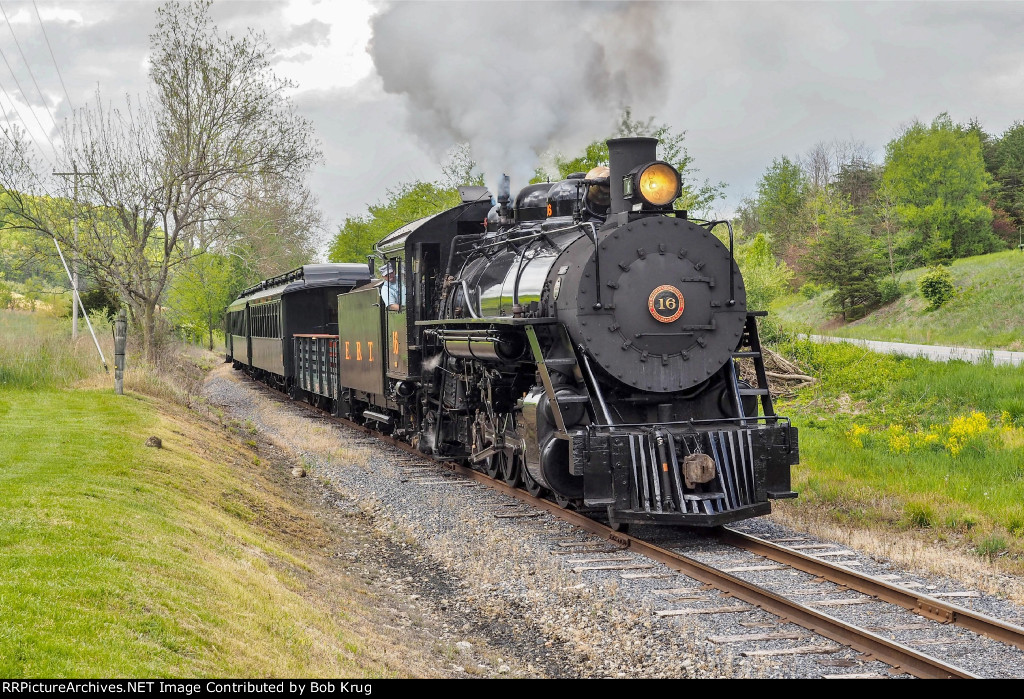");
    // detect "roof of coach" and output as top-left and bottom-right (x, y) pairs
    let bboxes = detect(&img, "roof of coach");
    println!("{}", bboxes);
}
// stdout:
(231, 263), (373, 306)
